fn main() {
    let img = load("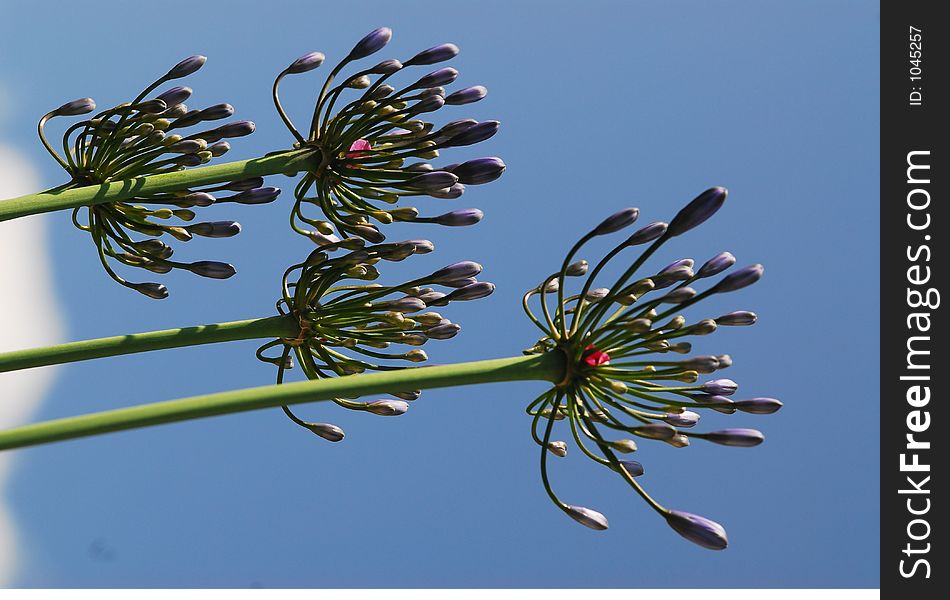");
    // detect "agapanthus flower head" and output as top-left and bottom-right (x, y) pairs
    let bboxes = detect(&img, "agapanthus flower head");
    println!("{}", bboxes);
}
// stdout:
(271, 28), (504, 243)
(257, 238), (494, 439)
(38, 57), (274, 298)
(521, 187), (780, 549)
